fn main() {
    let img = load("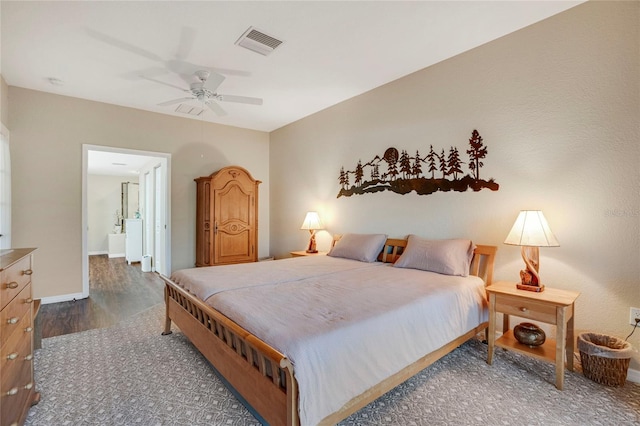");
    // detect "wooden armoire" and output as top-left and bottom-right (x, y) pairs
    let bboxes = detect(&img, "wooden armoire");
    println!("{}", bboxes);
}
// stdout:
(195, 166), (261, 267)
